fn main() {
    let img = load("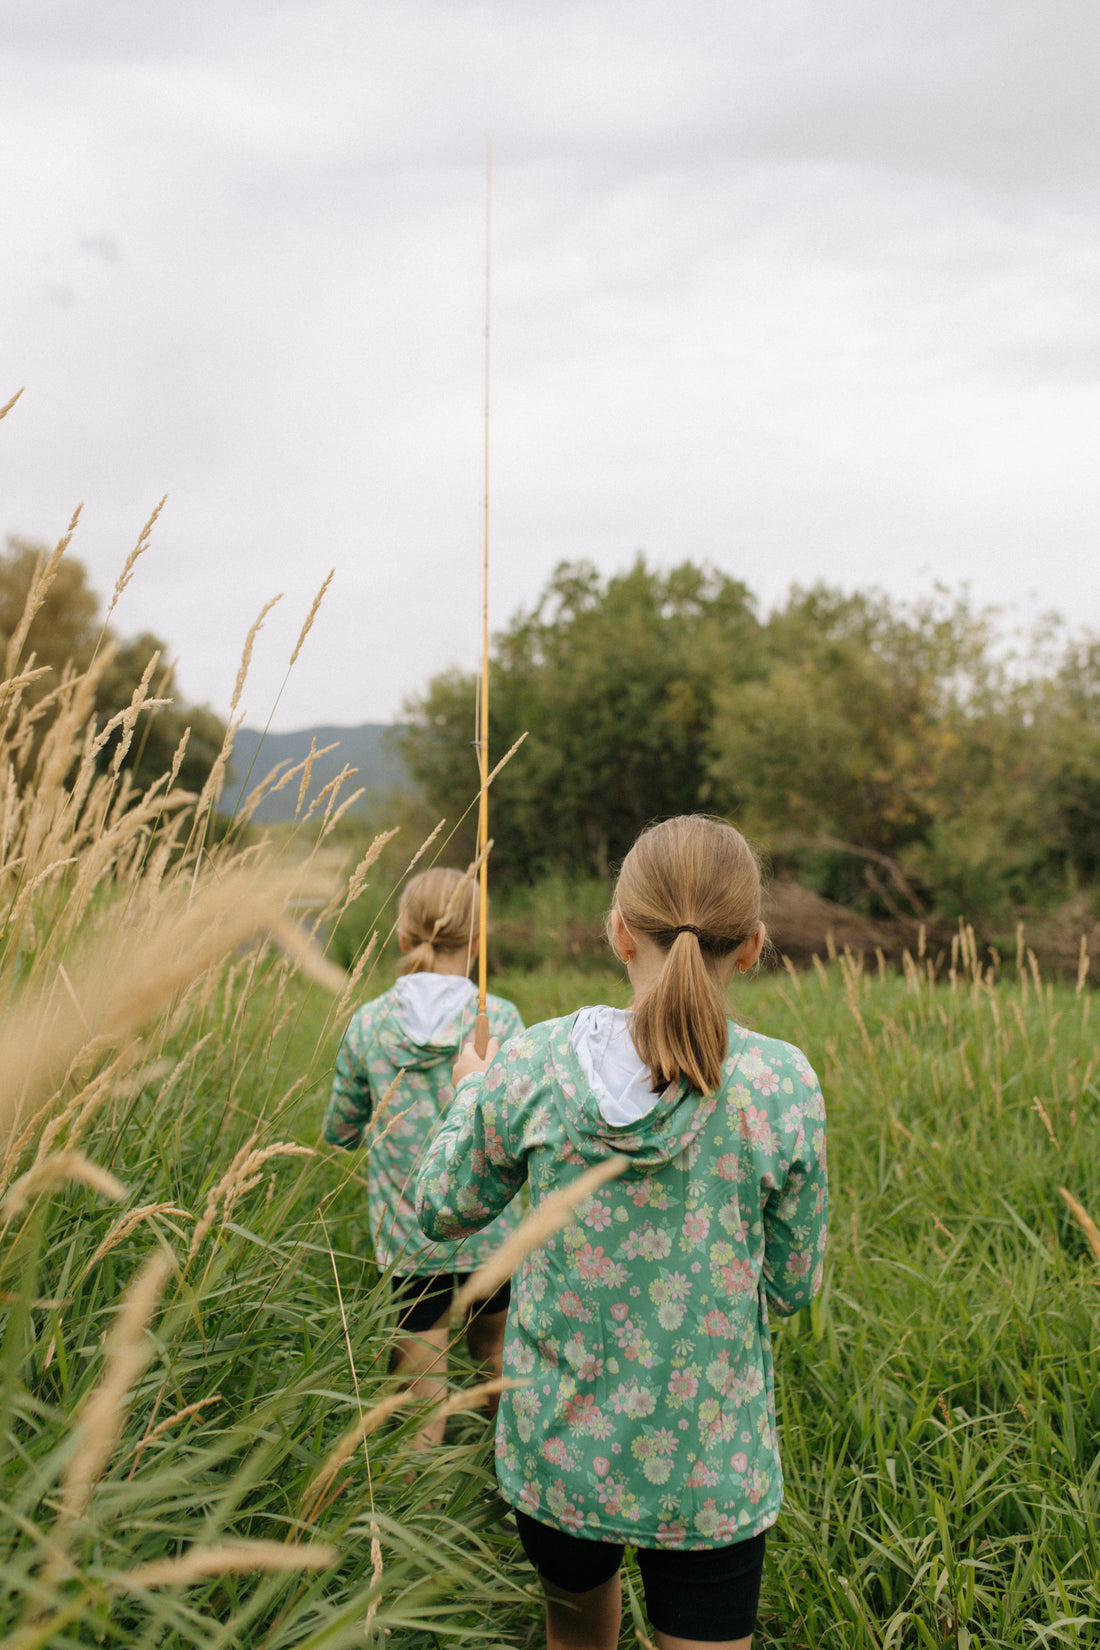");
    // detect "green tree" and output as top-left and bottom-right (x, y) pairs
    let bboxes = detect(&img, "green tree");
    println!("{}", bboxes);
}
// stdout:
(708, 584), (1100, 919)
(398, 558), (763, 881)
(0, 537), (225, 794)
